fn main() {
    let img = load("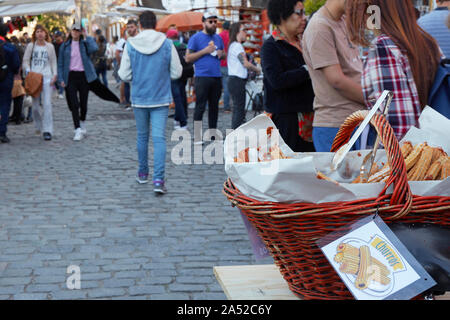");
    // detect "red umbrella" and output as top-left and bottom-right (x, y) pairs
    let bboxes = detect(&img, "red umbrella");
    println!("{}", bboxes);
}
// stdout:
(156, 11), (205, 33)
